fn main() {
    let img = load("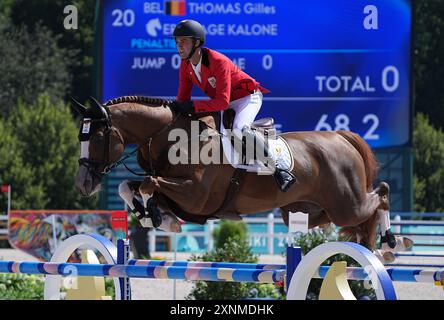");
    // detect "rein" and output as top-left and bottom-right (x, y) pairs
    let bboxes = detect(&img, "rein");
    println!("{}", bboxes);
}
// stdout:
(80, 97), (219, 178)
(108, 113), (219, 177)
(96, 110), (182, 178)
